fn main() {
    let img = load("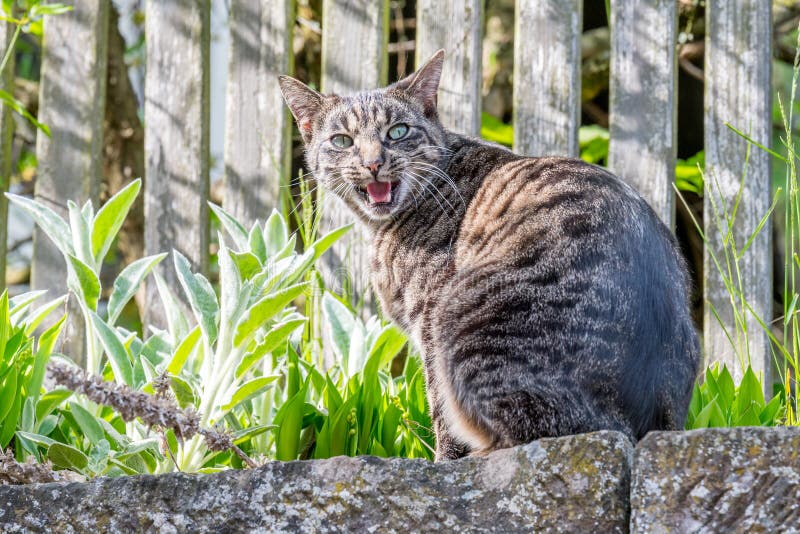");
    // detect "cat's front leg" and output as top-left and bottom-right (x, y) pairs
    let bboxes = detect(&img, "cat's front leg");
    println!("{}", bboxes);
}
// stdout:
(422, 352), (470, 461)
(432, 407), (470, 461)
